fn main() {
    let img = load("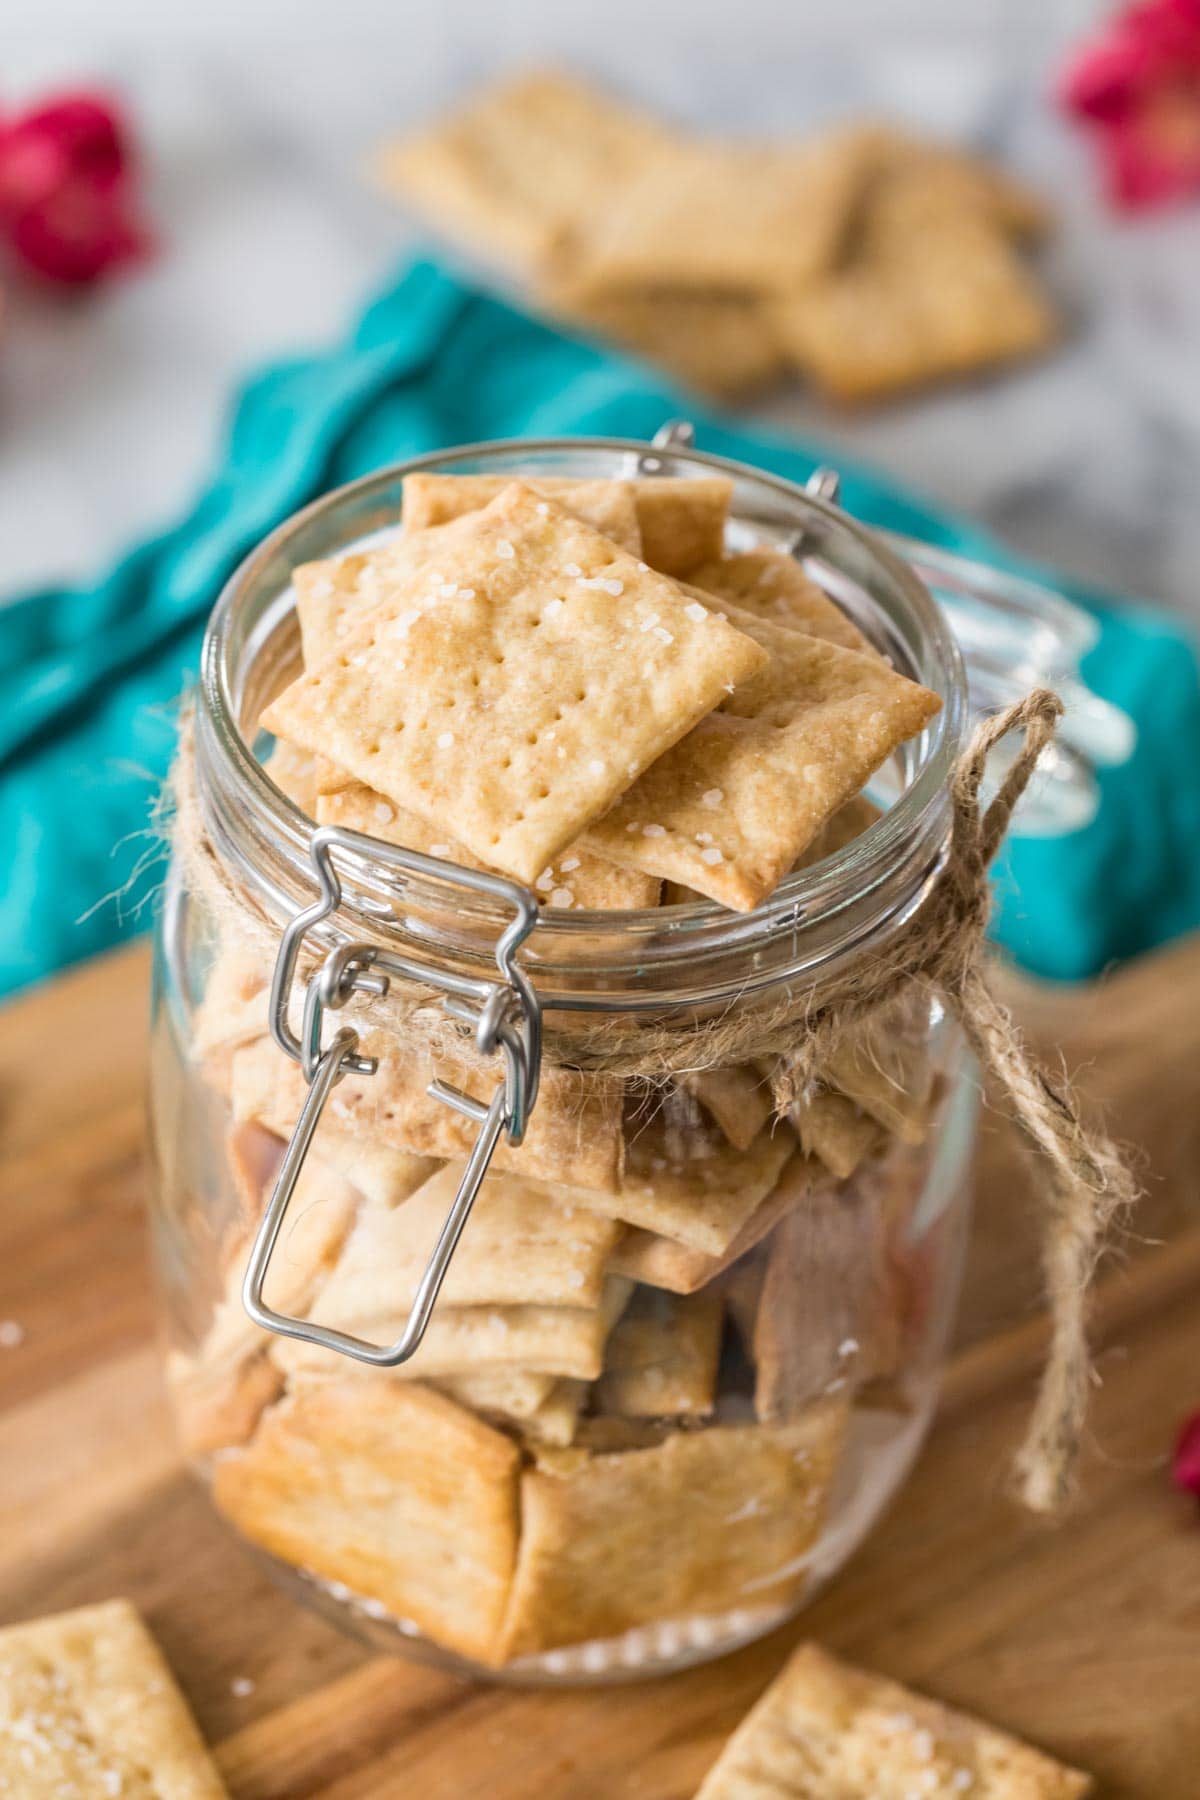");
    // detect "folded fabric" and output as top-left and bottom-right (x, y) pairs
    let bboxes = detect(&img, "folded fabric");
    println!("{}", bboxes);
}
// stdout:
(2, 256), (1197, 997)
